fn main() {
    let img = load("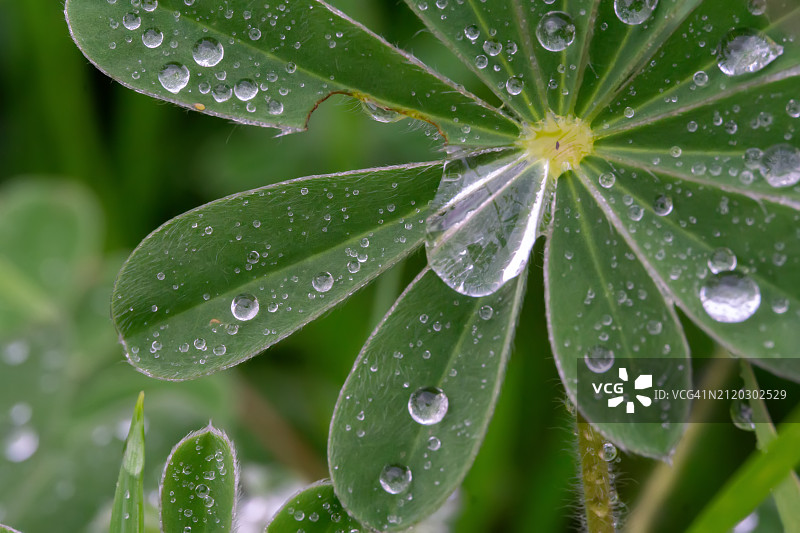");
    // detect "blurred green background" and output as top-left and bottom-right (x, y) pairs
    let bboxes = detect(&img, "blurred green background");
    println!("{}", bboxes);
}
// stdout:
(0, 1), (794, 532)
